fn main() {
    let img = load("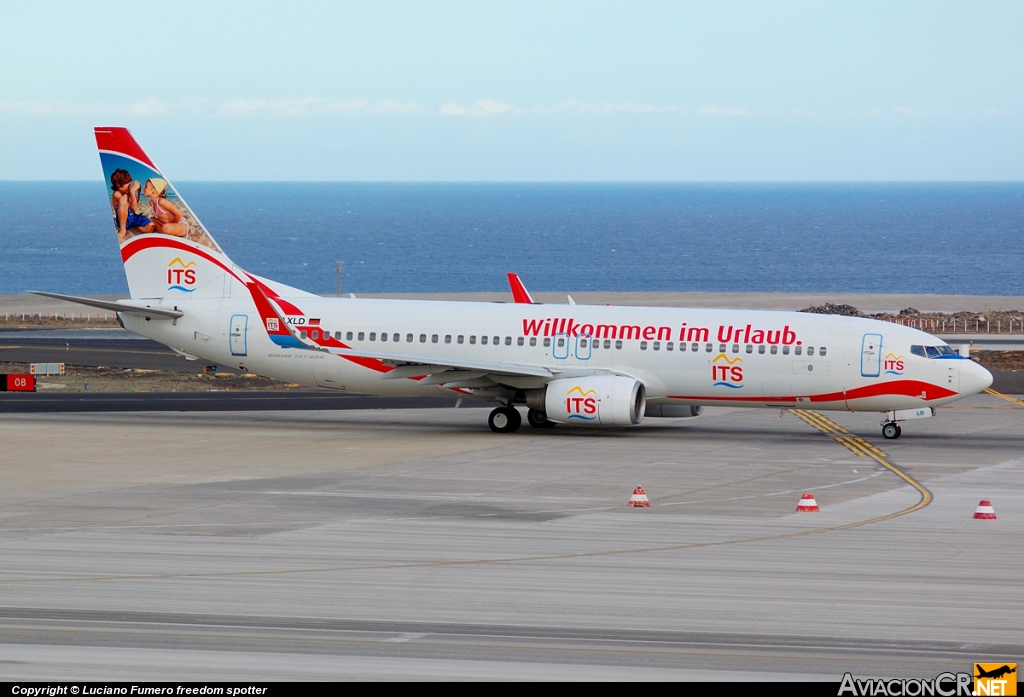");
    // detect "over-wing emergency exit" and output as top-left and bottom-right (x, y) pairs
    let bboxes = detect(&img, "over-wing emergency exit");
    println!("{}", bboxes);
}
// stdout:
(35, 128), (994, 437)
